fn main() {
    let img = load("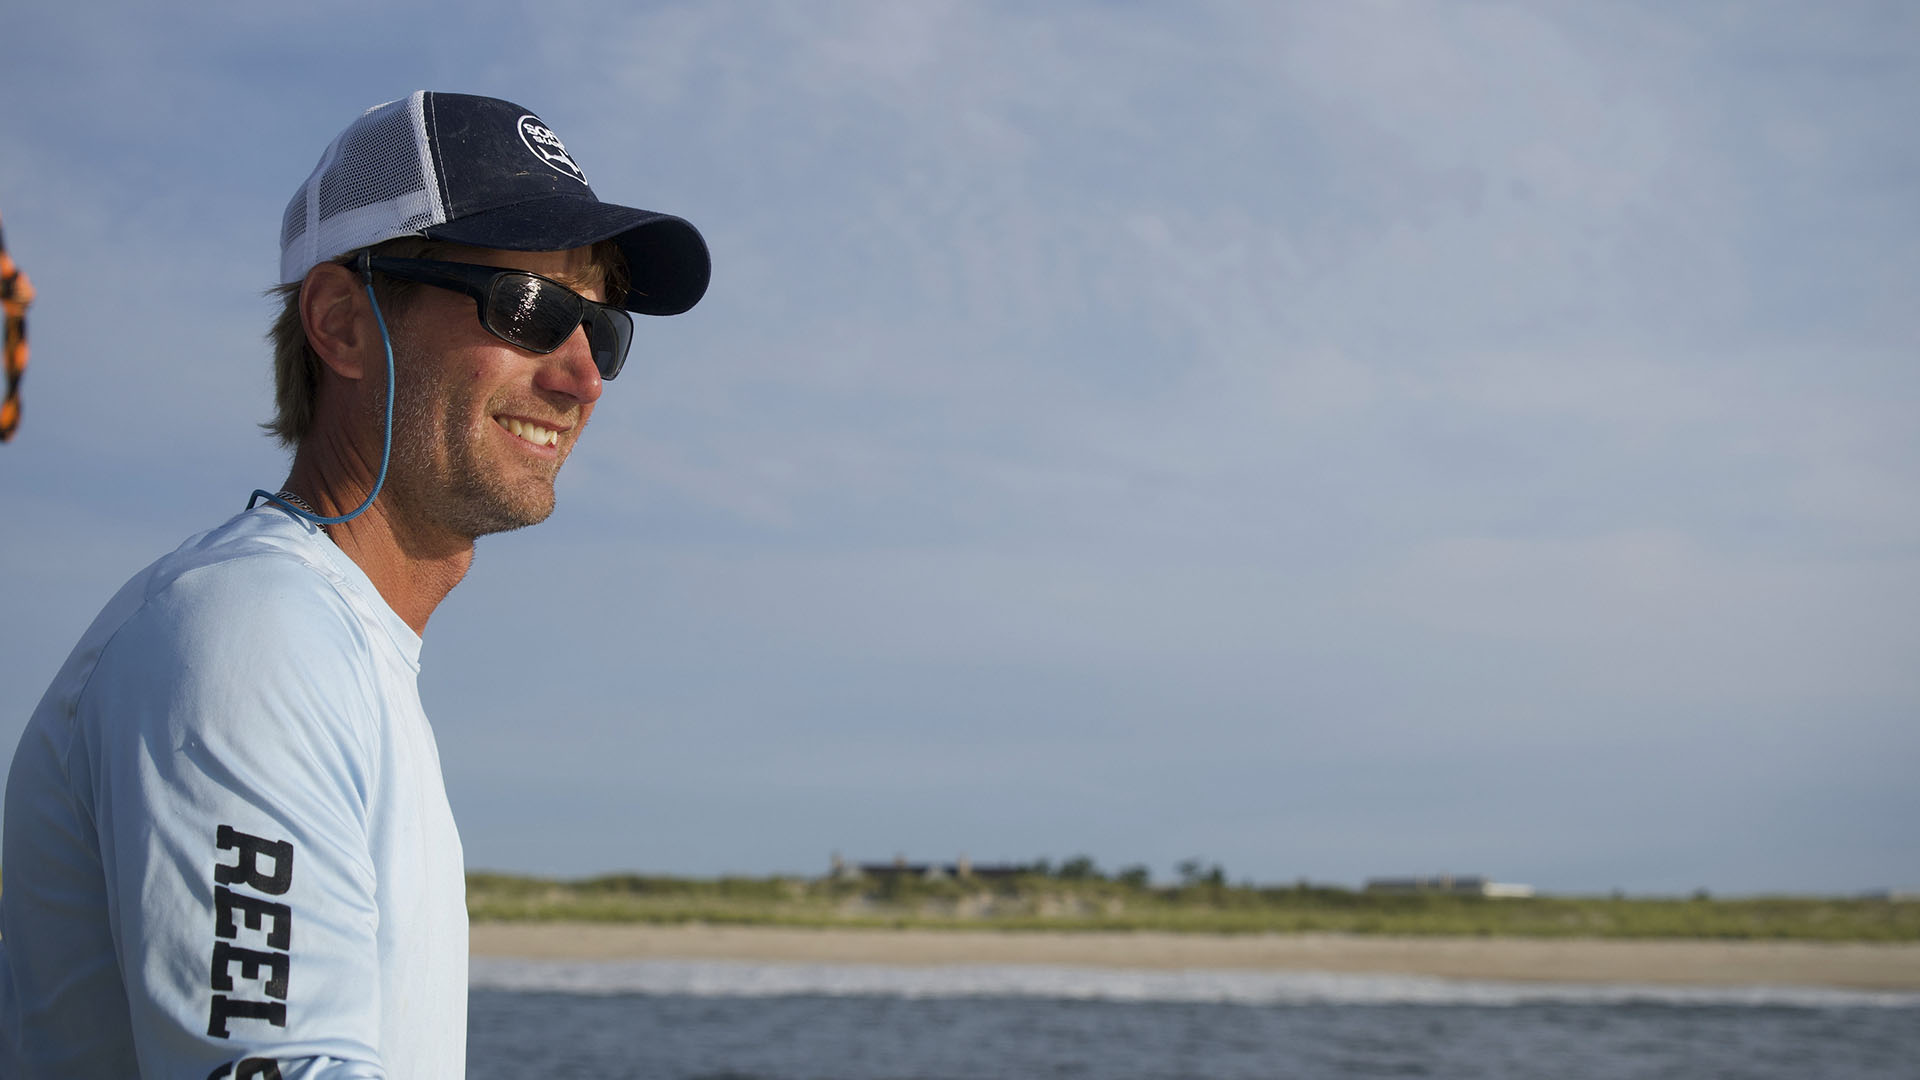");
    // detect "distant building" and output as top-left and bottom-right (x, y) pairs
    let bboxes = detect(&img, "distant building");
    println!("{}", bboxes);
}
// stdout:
(834, 853), (1025, 883)
(1364, 874), (1535, 898)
